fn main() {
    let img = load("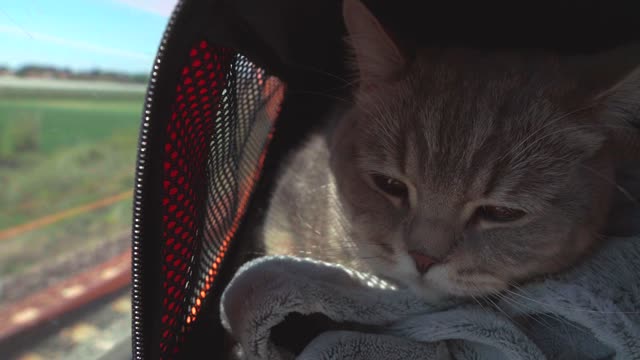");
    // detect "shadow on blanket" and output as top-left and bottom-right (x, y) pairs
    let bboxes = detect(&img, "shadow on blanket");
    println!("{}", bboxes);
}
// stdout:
(271, 312), (379, 356)
(220, 236), (640, 360)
